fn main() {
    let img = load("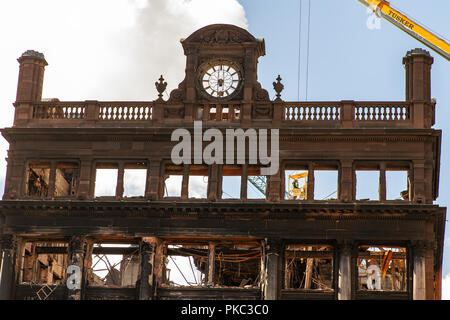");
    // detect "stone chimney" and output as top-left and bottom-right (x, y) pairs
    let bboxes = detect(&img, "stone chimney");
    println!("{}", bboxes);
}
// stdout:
(402, 48), (434, 128)
(14, 50), (47, 125)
